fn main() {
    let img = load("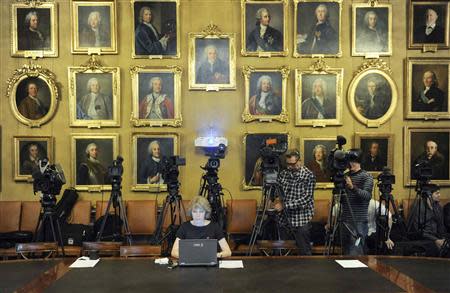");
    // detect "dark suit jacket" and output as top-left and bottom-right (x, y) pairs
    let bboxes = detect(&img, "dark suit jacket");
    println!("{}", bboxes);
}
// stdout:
(135, 23), (164, 55)
(247, 25), (283, 52)
(79, 27), (109, 47)
(249, 92), (281, 115)
(138, 157), (163, 184)
(413, 86), (446, 112)
(298, 21), (338, 54)
(414, 24), (445, 44)
(196, 58), (229, 84)
(306, 160), (330, 182)
(18, 28), (47, 50)
(362, 154), (385, 172)
(358, 94), (390, 120)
